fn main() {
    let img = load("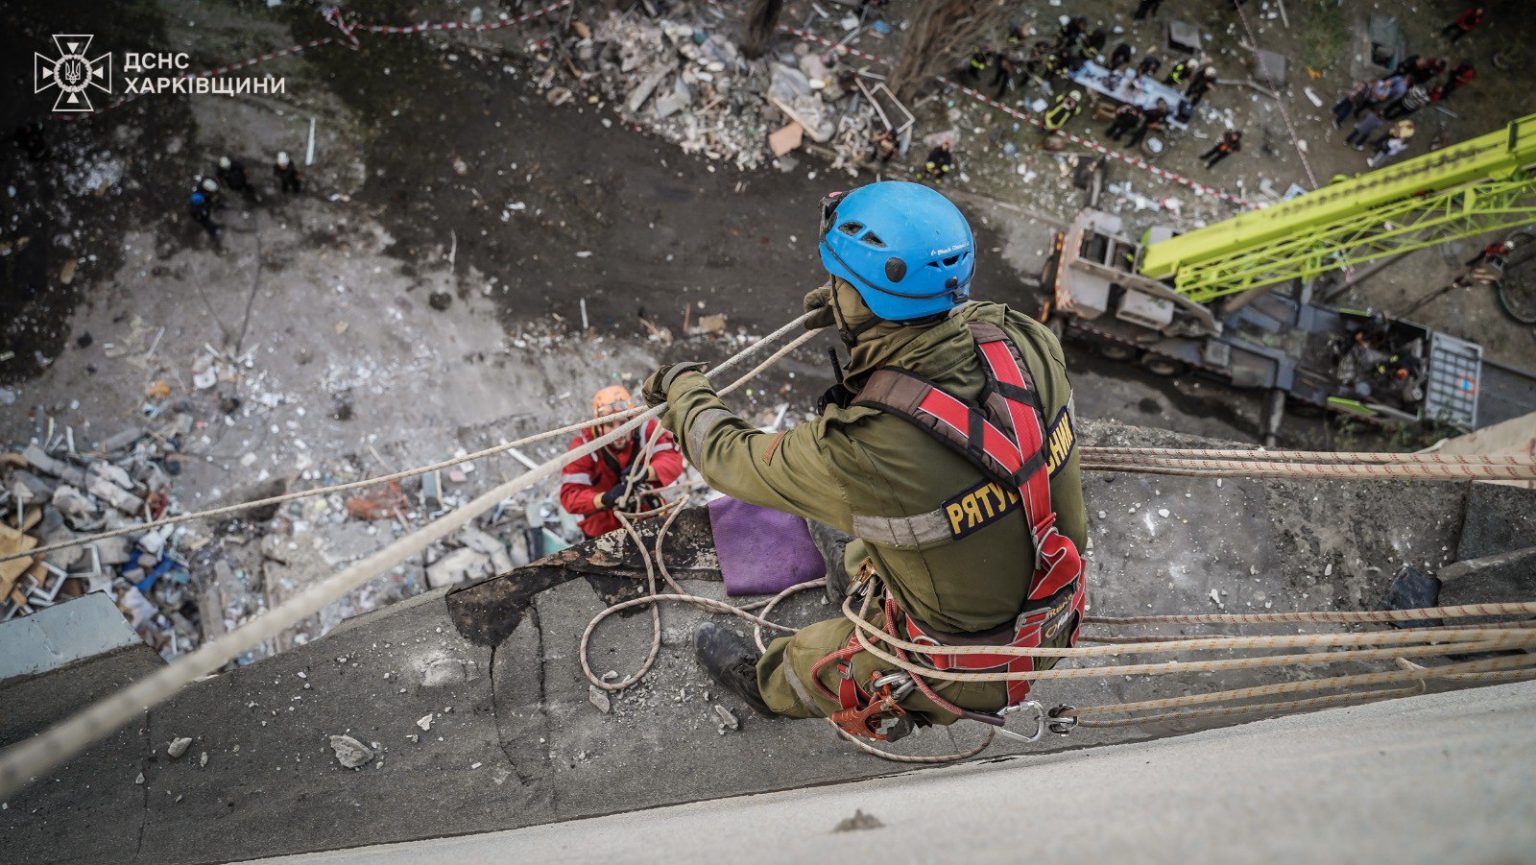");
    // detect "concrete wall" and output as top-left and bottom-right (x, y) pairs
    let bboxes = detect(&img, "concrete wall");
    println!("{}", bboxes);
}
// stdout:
(0, 592), (142, 683)
(237, 680), (1536, 865)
